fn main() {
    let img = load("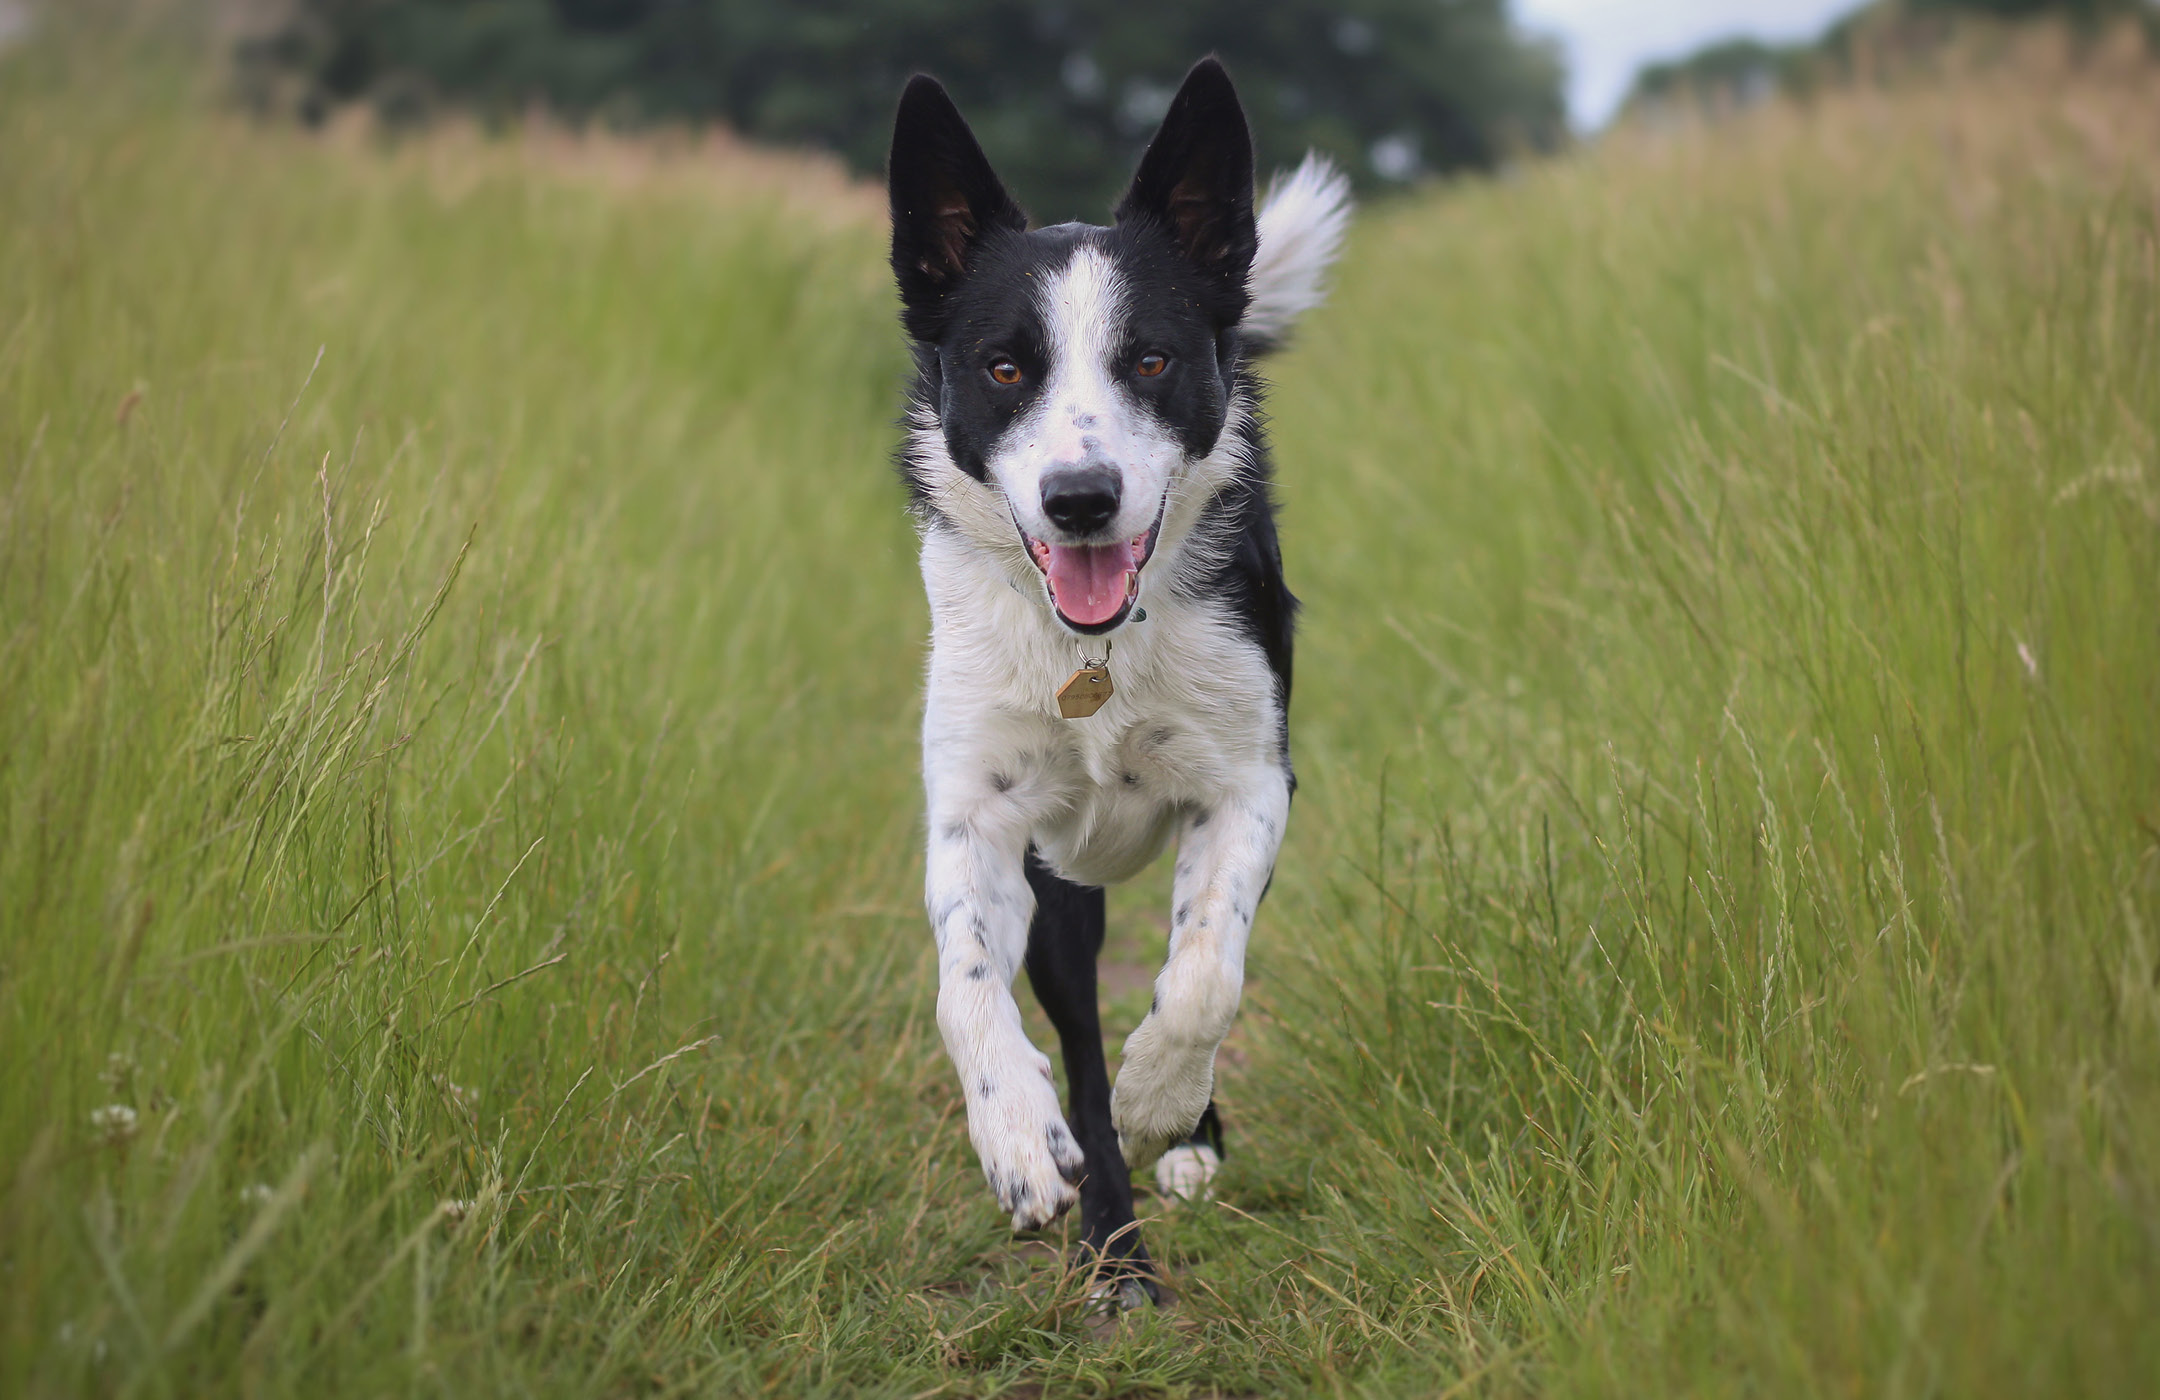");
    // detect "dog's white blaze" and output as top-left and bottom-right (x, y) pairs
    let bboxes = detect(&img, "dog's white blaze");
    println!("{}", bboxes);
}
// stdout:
(989, 247), (1182, 551)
